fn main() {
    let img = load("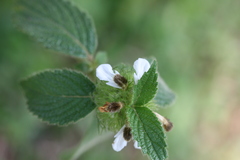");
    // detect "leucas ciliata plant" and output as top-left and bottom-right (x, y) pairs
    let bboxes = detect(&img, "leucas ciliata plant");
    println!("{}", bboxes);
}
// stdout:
(14, 0), (176, 159)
